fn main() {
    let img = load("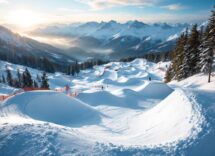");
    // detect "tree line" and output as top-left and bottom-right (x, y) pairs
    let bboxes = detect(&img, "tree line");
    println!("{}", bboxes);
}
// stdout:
(120, 51), (171, 63)
(0, 67), (49, 89)
(66, 59), (108, 76)
(165, 7), (215, 83)
(0, 49), (109, 76)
